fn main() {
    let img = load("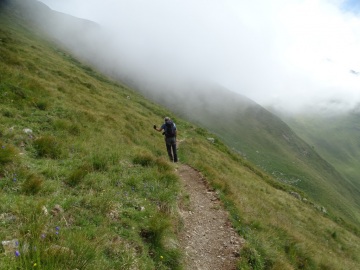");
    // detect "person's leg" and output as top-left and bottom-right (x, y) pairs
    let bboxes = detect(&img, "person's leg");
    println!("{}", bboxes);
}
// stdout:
(171, 139), (178, 162)
(165, 142), (173, 161)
